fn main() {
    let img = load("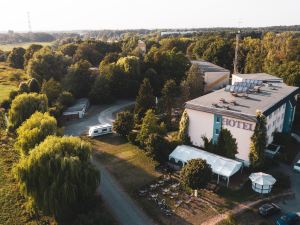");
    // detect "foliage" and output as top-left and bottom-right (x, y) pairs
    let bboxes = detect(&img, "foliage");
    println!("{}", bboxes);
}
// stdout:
(180, 159), (212, 190)
(27, 47), (69, 81)
(160, 79), (178, 115)
(7, 47), (26, 69)
(113, 111), (134, 137)
(41, 78), (62, 104)
(18, 82), (29, 94)
(14, 136), (100, 221)
(59, 43), (78, 57)
(8, 93), (48, 129)
(216, 129), (238, 159)
(58, 91), (75, 107)
(23, 44), (43, 68)
(249, 111), (267, 168)
(64, 60), (93, 98)
(136, 109), (161, 146)
(27, 78), (40, 93)
(145, 133), (171, 162)
(116, 56), (141, 80)
(134, 78), (156, 122)
(177, 110), (190, 144)
(89, 75), (113, 104)
(202, 136), (216, 153)
(15, 112), (57, 156)
(184, 63), (205, 99)
(218, 214), (237, 225)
